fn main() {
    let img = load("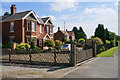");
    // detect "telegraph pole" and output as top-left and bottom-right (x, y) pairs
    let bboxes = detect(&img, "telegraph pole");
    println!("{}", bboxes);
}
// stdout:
(64, 21), (65, 43)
